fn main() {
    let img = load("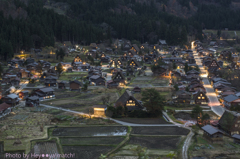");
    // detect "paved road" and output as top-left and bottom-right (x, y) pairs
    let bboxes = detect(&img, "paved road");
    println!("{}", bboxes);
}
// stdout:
(192, 50), (225, 116)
